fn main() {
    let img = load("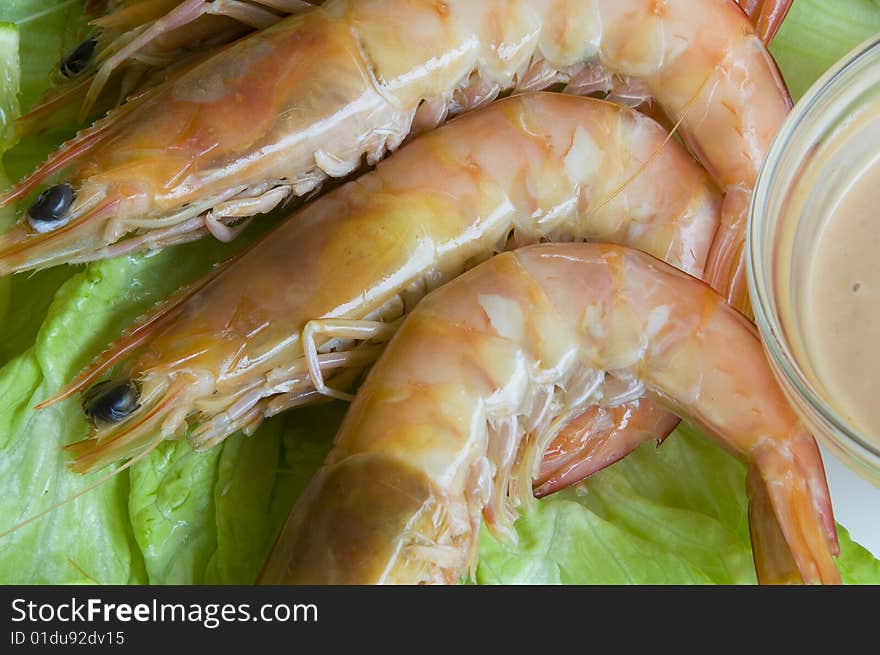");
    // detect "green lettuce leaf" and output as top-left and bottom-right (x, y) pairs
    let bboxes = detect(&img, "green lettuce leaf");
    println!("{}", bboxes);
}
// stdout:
(125, 400), (343, 585)
(2, 0), (91, 182)
(0, 235), (248, 583)
(204, 404), (342, 585)
(0, 22), (20, 150)
(476, 425), (880, 584)
(0, 1), (91, 363)
(0, 0), (879, 586)
(0, 266), (75, 363)
(771, 0), (880, 101)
